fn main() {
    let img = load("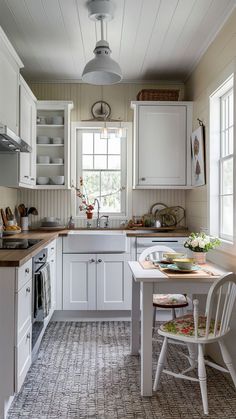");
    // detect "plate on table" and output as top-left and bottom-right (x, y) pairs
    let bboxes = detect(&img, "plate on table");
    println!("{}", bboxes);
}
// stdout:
(3, 229), (21, 235)
(159, 263), (200, 273)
